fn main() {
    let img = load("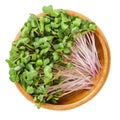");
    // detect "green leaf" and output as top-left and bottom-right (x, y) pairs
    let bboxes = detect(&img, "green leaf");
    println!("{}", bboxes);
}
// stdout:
(44, 76), (52, 84)
(55, 17), (61, 23)
(51, 22), (60, 28)
(52, 52), (59, 61)
(9, 68), (18, 82)
(23, 69), (38, 84)
(30, 28), (38, 37)
(71, 26), (79, 34)
(16, 38), (30, 47)
(44, 65), (53, 81)
(14, 66), (21, 71)
(38, 95), (44, 102)
(33, 36), (54, 48)
(44, 17), (50, 23)
(31, 54), (37, 61)
(40, 48), (50, 55)
(66, 63), (72, 68)
(19, 46), (26, 50)
(72, 18), (81, 26)
(42, 5), (59, 17)
(26, 86), (34, 94)
(9, 45), (20, 61)
(42, 5), (53, 14)
(89, 23), (96, 30)
(26, 63), (34, 71)
(62, 36), (69, 45)
(35, 103), (41, 109)
(36, 59), (43, 66)
(21, 56), (30, 64)
(20, 27), (29, 37)
(35, 85), (47, 95)
(29, 14), (38, 23)
(43, 58), (50, 66)
(61, 12), (69, 23)
(46, 36), (54, 41)
(39, 17), (44, 35)
(61, 22), (68, 31)
(66, 41), (73, 48)
(45, 24), (51, 32)
(81, 20), (89, 30)
(64, 48), (70, 54)
(54, 43), (64, 50)
(51, 11), (59, 17)
(31, 19), (38, 28)
(6, 59), (14, 67)
(47, 94), (53, 101)
(26, 22), (32, 30)
(40, 42), (50, 49)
